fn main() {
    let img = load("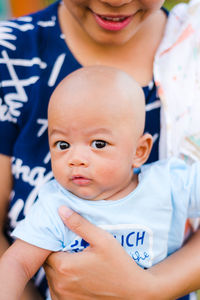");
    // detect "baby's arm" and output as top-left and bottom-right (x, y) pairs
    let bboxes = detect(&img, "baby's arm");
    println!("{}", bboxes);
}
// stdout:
(0, 239), (50, 300)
